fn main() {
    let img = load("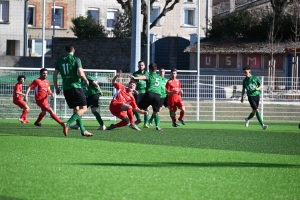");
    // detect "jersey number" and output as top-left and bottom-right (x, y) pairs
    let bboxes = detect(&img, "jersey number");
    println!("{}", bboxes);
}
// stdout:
(155, 78), (160, 86)
(62, 64), (69, 75)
